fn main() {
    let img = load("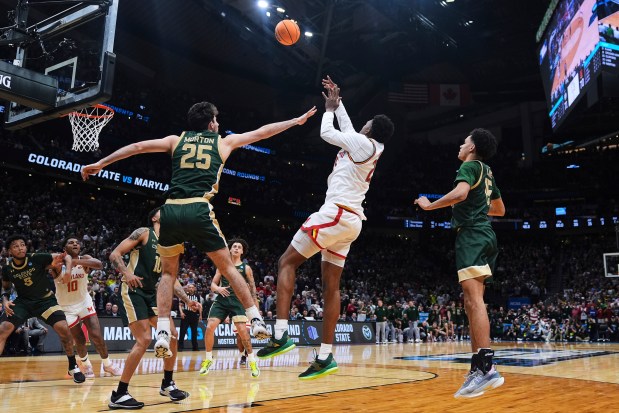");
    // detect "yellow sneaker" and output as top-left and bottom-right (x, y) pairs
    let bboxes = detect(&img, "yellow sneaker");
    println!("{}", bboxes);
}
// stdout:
(199, 359), (213, 376)
(249, 360), (260, 378)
